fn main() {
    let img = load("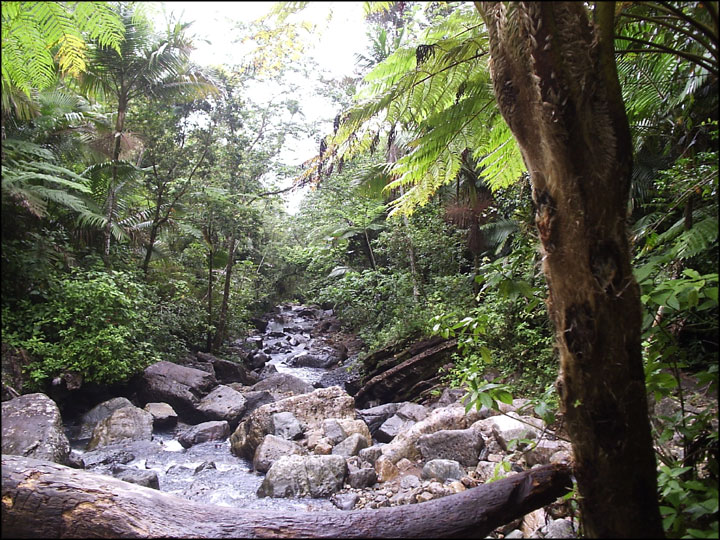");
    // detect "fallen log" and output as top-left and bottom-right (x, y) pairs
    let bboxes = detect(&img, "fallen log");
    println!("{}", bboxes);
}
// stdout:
(1, 454), (572, 538)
